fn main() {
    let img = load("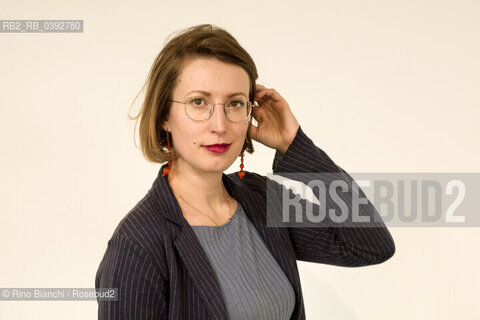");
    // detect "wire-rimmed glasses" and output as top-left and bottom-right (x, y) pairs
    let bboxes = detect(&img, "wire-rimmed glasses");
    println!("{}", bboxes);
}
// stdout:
(169, 96), (255, 123)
